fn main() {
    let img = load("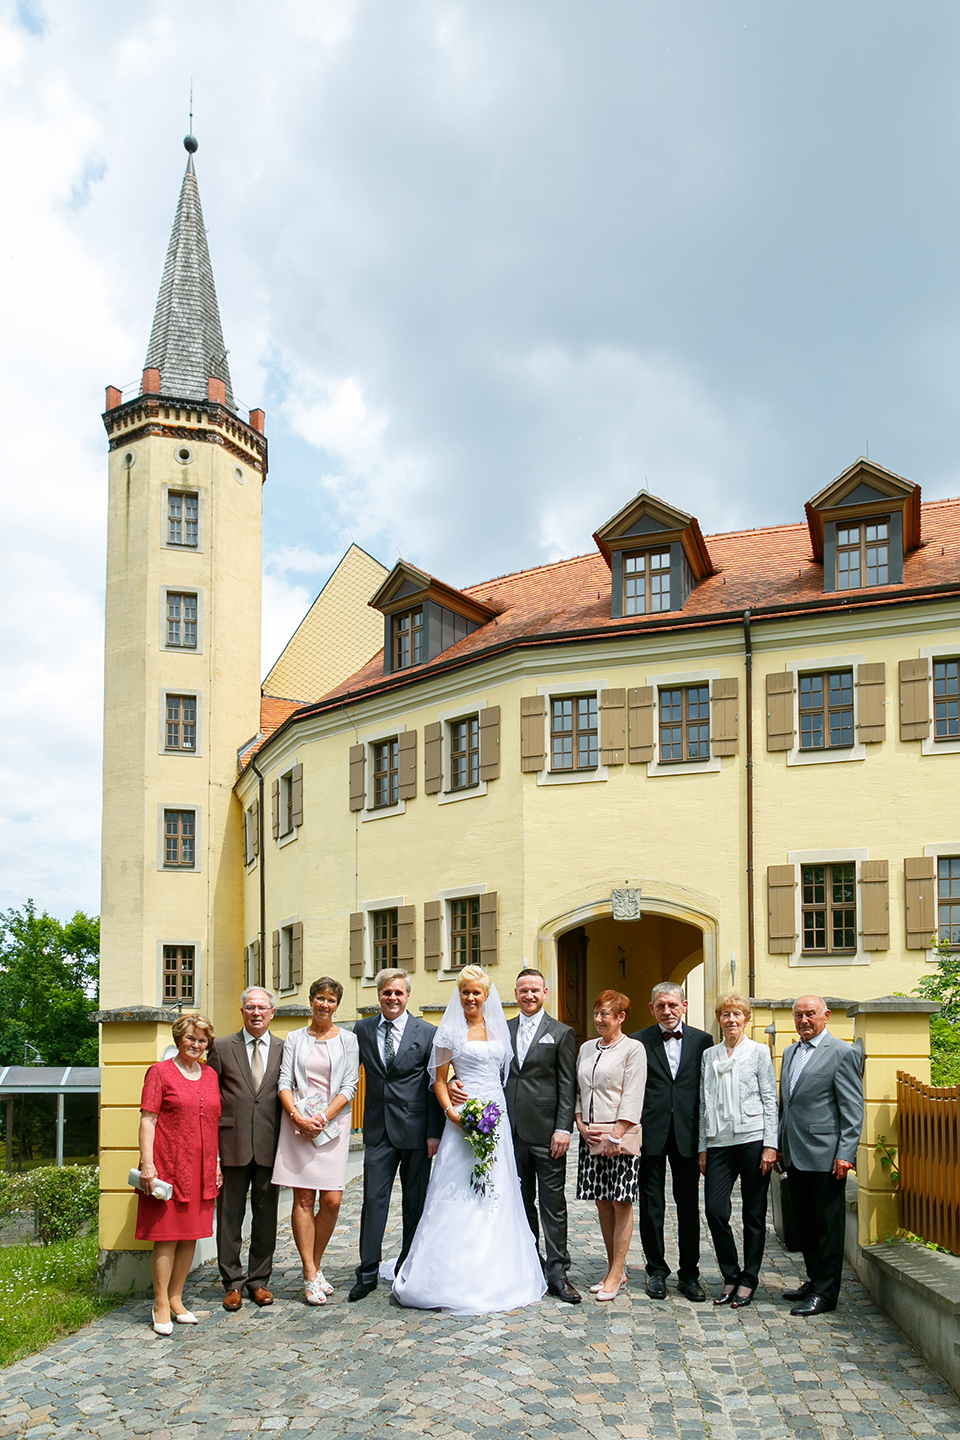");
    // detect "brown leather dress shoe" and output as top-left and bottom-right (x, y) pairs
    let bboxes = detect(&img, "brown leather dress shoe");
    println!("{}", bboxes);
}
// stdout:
(223, 1289), (243, 1311)
(249, 1287), (274, 1306)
